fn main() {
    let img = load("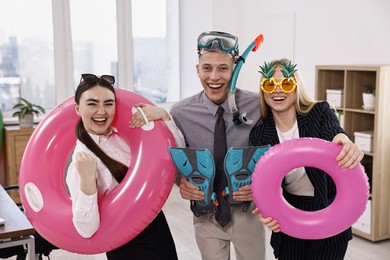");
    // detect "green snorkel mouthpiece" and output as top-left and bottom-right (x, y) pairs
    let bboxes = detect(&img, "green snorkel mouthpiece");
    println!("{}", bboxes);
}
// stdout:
(228, 34), (264, 125)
